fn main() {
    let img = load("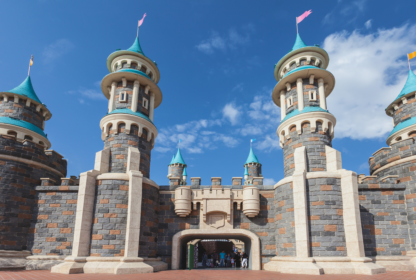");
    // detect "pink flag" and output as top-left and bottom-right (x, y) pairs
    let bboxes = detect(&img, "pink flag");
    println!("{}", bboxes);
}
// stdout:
(138, 13), (147, 27)
(296, 10), (312, 24)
